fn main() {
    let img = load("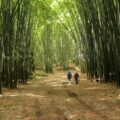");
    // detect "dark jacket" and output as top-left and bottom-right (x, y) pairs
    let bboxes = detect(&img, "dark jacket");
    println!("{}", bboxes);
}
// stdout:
(74, 72), (79, 80)
(67, 71), (72, 79)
